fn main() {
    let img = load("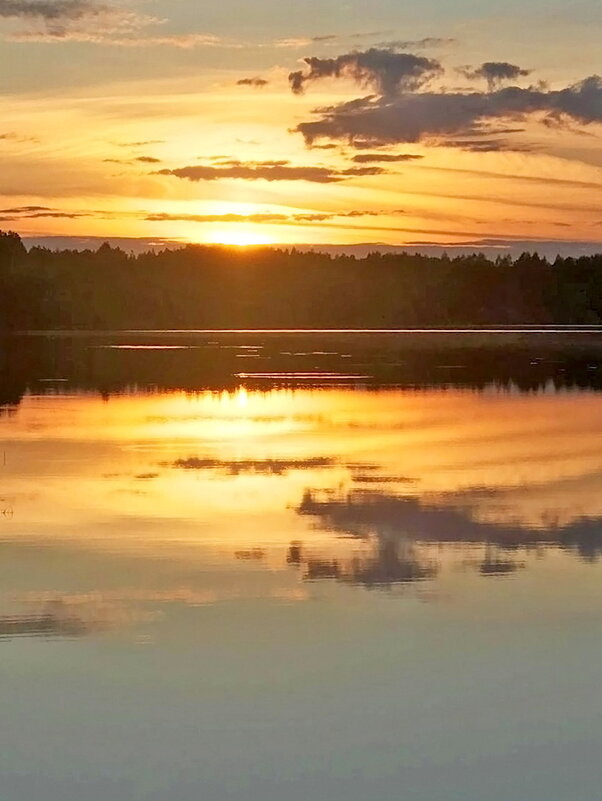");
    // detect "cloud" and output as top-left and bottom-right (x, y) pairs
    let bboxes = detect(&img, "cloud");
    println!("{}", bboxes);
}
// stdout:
(292, 69), (602, 149)
(351, 152), (423, 162)
(0, 0), (161, 38)
(116, 139), (165, 147)
(104, 155), (161, 164)
(459, 61), (532, 89)
(237, 76), (269, 88)
(0, 204), (91, 220)
(0, 0), (227, 47)
(377, 37), (456, 50)
(312, 34), (337, 42)
(156, 159), (385, 183)
(0, 204), (51, 213)
(8, 29), (222, 46)
(145, 208), (406, 225)
(274, 31), (410, 48)
(0, 0), (109, 22)
(288, 48), (443, 96)
(444, 138), (535, 153)
(147, 212), (291, 224)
